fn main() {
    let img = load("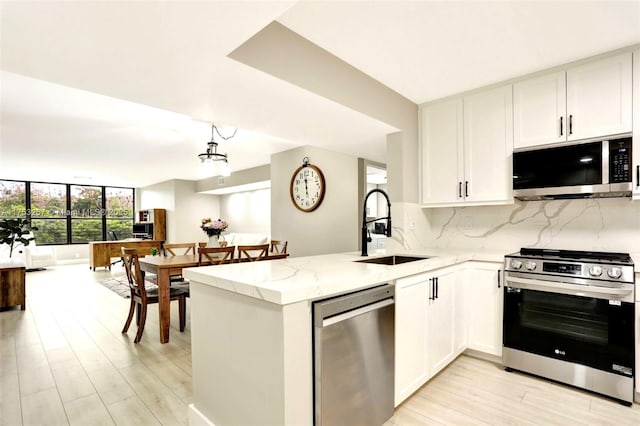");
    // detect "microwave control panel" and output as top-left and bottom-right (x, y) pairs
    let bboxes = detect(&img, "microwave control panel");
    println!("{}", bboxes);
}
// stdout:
(609, 137), (631, 183)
